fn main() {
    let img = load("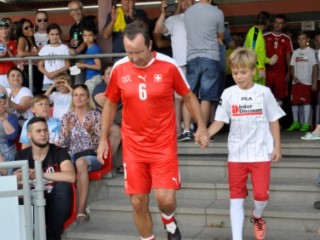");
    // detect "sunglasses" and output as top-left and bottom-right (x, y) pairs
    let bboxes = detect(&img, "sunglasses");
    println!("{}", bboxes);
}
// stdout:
(24, 25), (34, 31)
(37, 18), (48, 23)
(0, 93), (6, 99)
